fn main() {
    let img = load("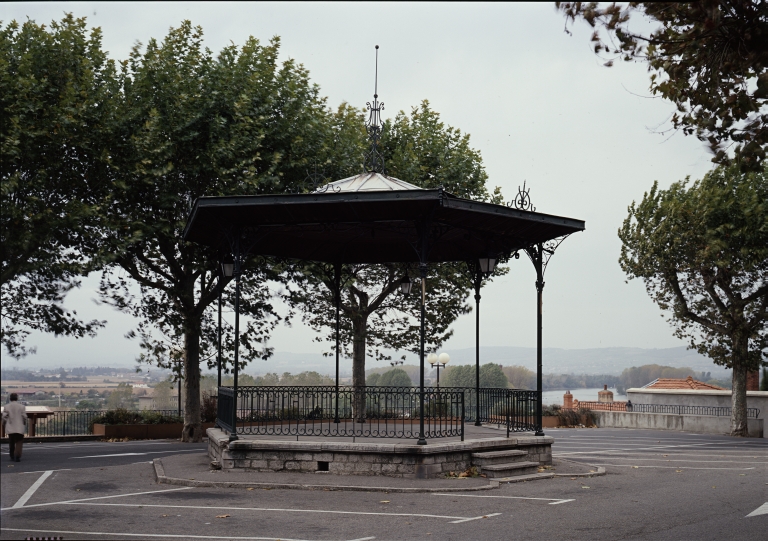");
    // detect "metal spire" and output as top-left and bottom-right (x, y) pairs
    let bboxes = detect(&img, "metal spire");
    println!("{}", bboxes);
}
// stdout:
(365, 45), (385, 174)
